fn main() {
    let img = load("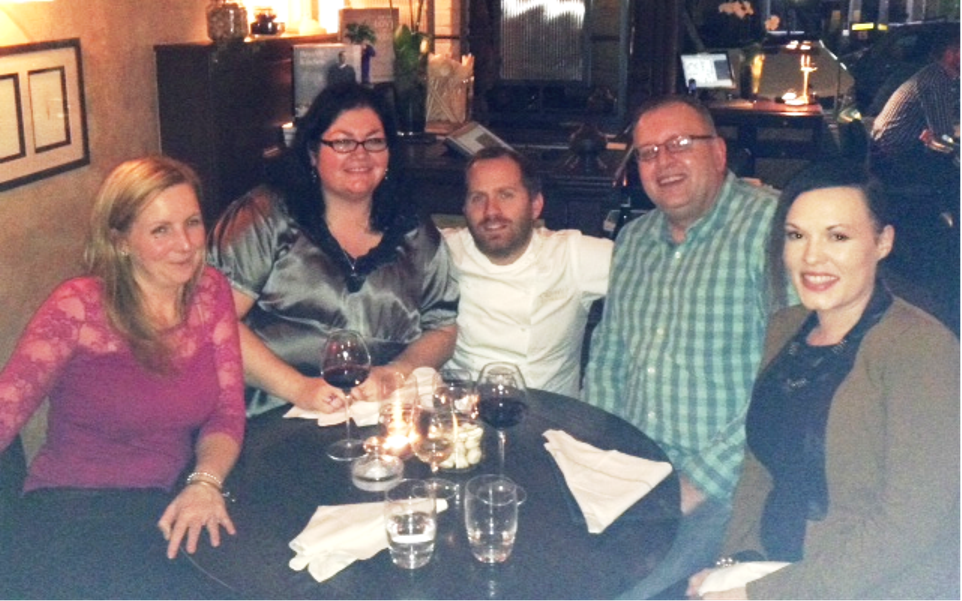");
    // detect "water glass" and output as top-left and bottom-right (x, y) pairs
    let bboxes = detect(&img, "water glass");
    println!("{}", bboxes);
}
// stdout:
(384, 479), (437, 569)
(464, 474), (522, 564)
